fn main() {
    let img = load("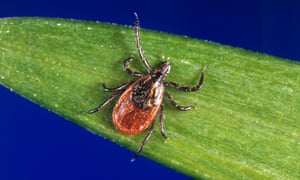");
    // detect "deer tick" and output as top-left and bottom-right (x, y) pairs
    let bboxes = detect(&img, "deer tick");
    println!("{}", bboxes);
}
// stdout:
(88, 12), (205, 161)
